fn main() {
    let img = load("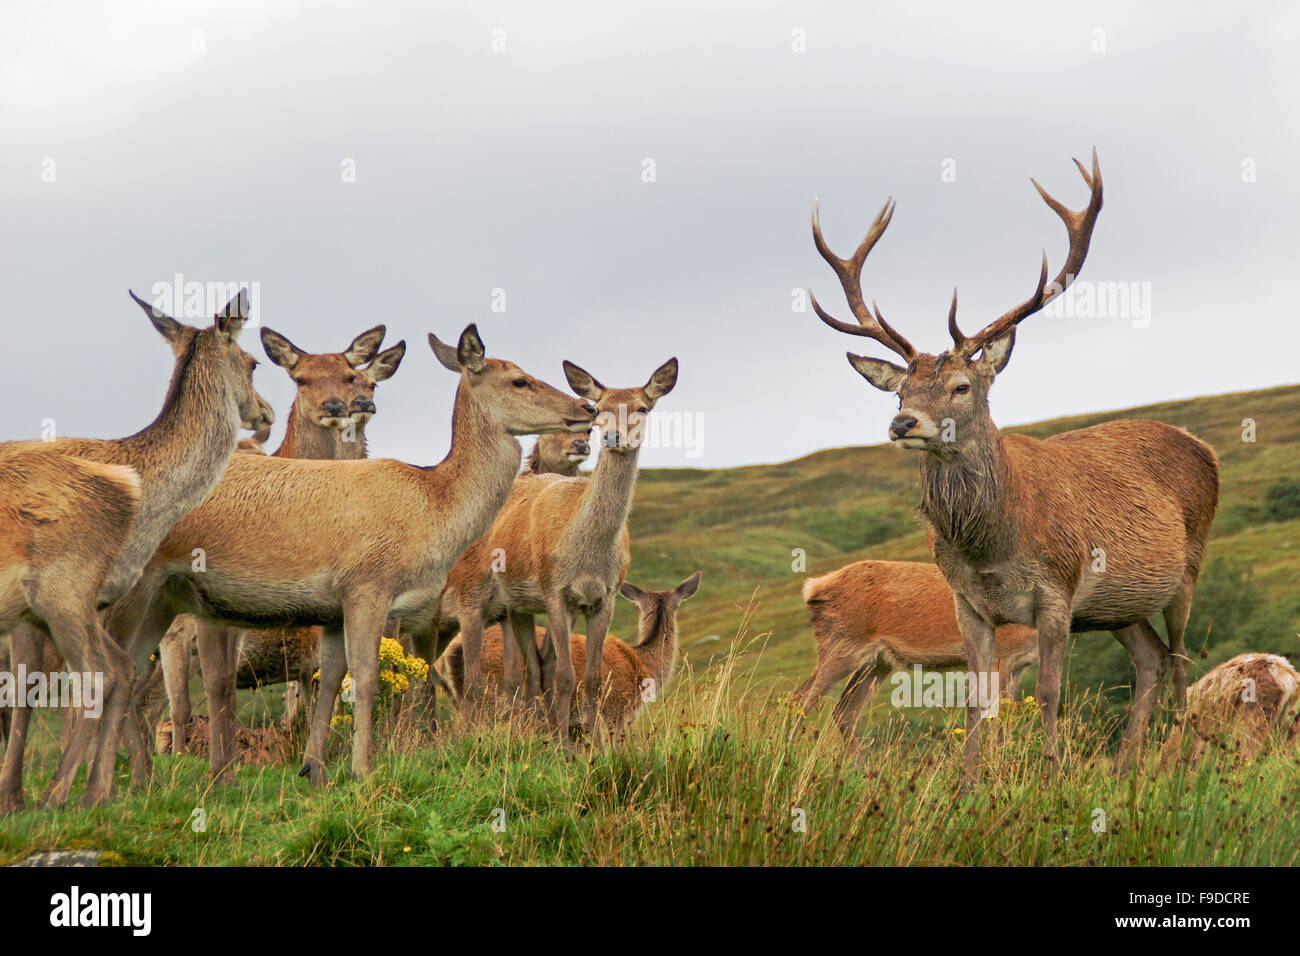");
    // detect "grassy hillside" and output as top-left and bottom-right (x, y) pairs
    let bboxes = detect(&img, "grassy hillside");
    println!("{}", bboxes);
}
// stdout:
(617, 383), (1300, 698)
